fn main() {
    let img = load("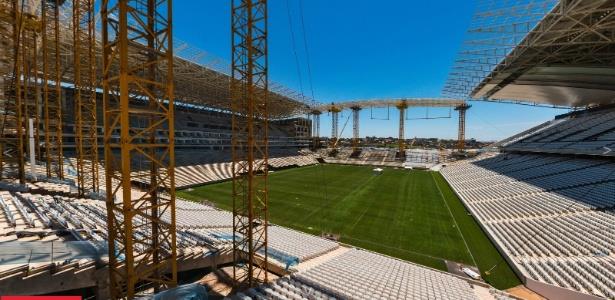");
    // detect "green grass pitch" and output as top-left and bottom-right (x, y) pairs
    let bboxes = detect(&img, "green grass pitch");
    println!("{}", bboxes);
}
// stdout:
(178, 164), (521, 289)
